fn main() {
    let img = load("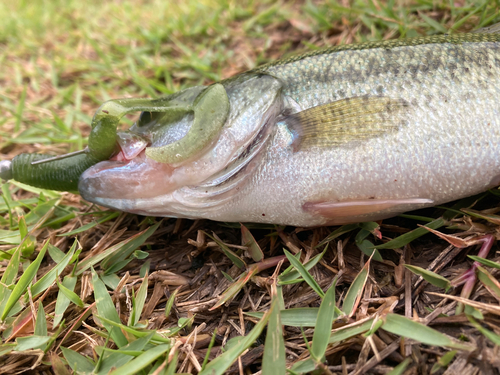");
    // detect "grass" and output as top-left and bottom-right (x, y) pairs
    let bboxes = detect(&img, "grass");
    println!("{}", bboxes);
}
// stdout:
(1, 0), (500, 373)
